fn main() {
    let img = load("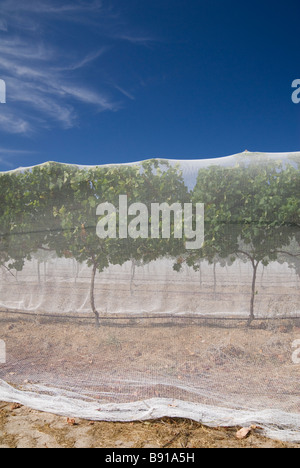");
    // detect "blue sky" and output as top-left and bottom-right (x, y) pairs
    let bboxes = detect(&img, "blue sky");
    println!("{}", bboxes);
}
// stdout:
(0, 0), (299, 171)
